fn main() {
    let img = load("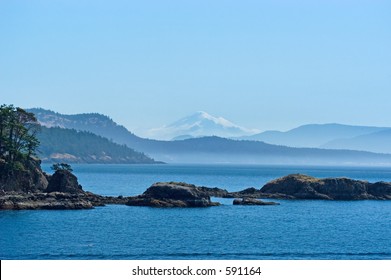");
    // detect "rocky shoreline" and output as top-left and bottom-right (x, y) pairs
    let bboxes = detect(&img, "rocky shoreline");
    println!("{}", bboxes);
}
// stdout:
(0, 191), (130, 210)
(2, 171), (391, 210)
(0, 167), (129, 210)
